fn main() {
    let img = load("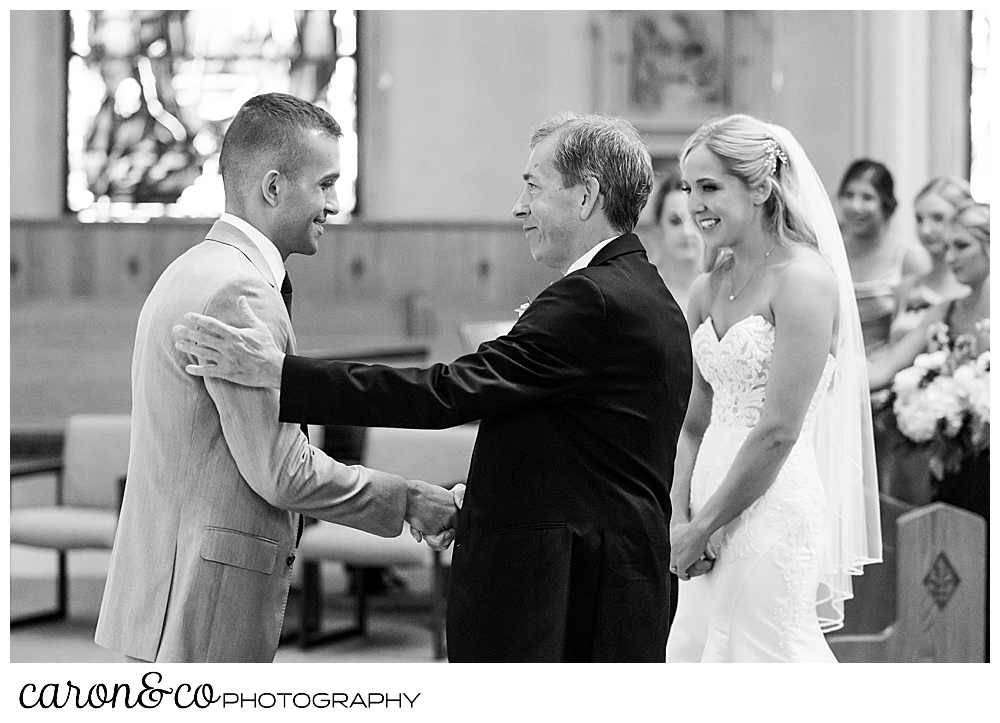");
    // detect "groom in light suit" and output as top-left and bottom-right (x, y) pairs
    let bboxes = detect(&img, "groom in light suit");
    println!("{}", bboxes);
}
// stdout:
(174, 113), (693, 661)
(95, 93), (456, 663)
